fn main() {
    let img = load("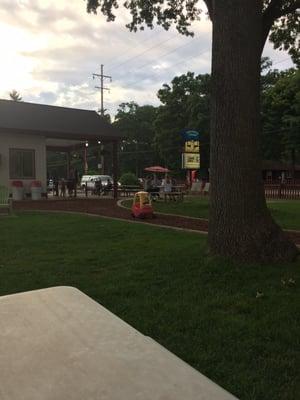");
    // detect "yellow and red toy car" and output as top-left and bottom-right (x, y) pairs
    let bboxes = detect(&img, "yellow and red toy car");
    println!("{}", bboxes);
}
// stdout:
(131, 191), (154, 219)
